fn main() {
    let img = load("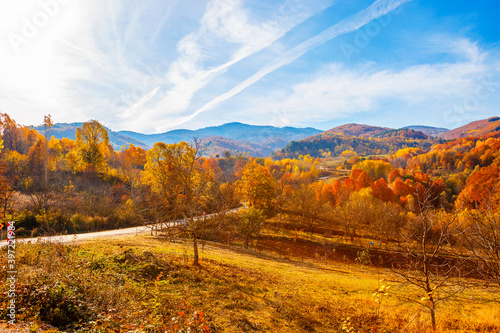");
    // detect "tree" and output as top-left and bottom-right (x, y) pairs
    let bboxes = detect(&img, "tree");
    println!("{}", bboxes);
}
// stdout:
(278, 181), (325, 231)
(392, 187), (465, 331)
(27, 136), (50, 210)
(118, 144), (147, 199)
(350, 169), (373, 191)
(352, 159), (393, 181)
(42, 115), (53, 190)
(75, 120), (110, 173)
(238, 162), (277, 216)
(462, 199), (500, 287)
(144, 140), (230, 265)
(0, 155), (15, 229)
(237, 207), (265, 249)
(371, 178), (395, 203)
(0, 113), (29, 154)
(456, 165), (500, 210)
